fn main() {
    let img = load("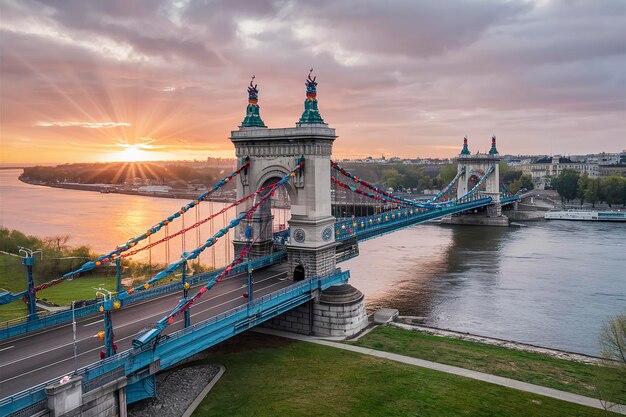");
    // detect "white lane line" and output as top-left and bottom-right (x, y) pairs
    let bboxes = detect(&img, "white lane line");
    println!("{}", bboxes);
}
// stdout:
(0, 268), (264, 344)
(0, 271), (288, 368)
(0, 276), (290, 386)
(0, 331), (140, 385)
(189, 280), (289, 319)
(0, 345), (14, 352)
(82, 319), (103, 327)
